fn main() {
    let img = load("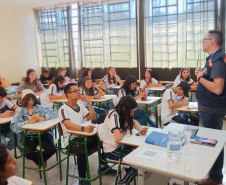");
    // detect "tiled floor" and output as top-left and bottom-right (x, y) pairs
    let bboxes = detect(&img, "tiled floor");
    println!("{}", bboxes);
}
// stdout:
(10, 121), (226, 185)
